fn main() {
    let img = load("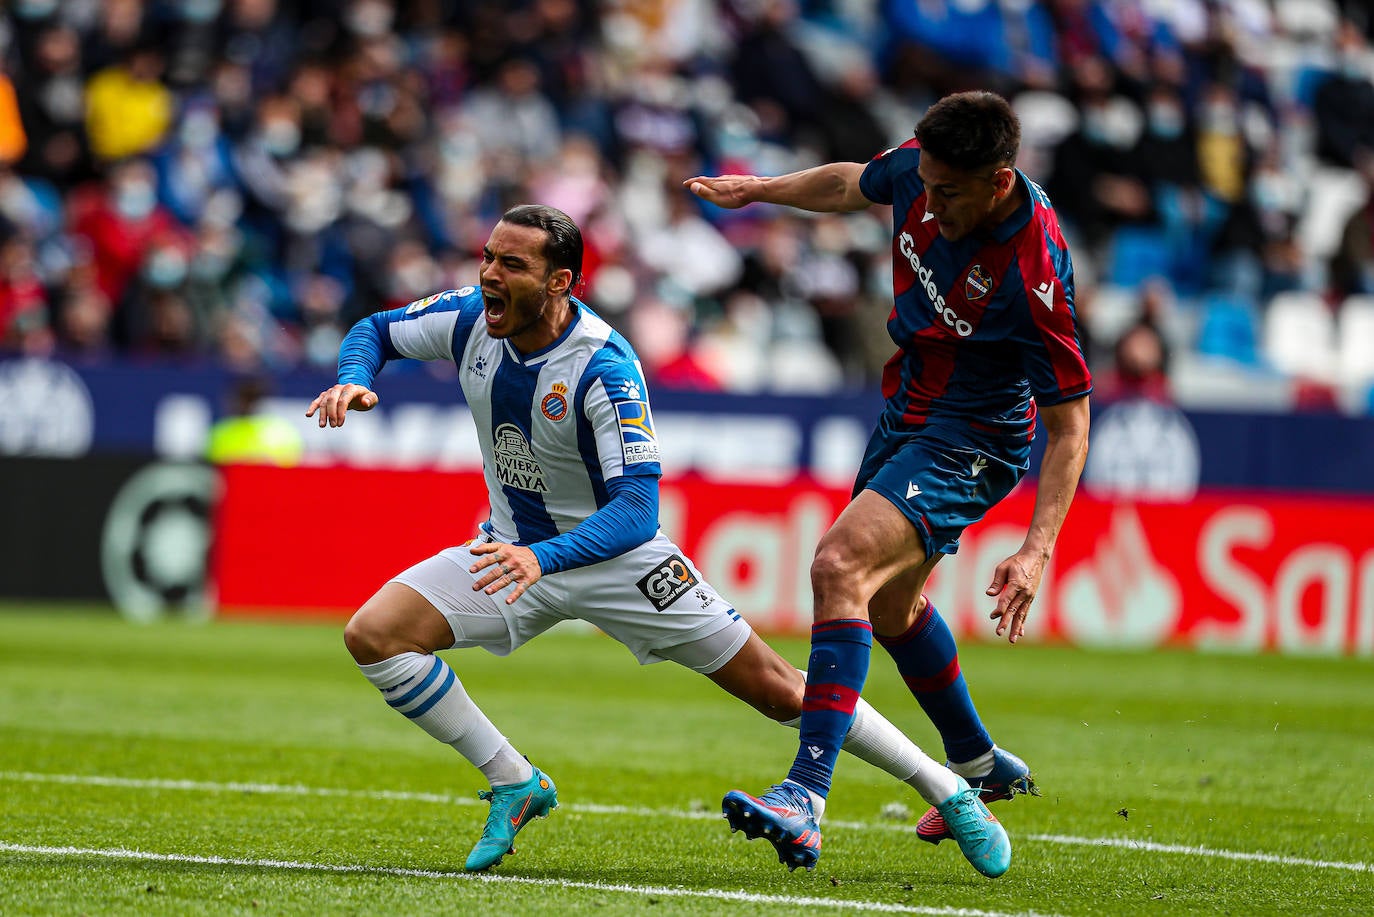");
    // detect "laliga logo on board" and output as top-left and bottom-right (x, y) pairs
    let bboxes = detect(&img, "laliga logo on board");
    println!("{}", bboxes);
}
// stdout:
(541, 382), (569, 421)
